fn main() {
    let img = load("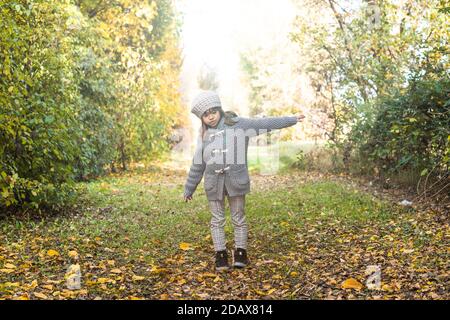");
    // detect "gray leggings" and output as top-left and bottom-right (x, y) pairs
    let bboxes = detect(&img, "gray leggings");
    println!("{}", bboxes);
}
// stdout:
(208, 188), (247, 252)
